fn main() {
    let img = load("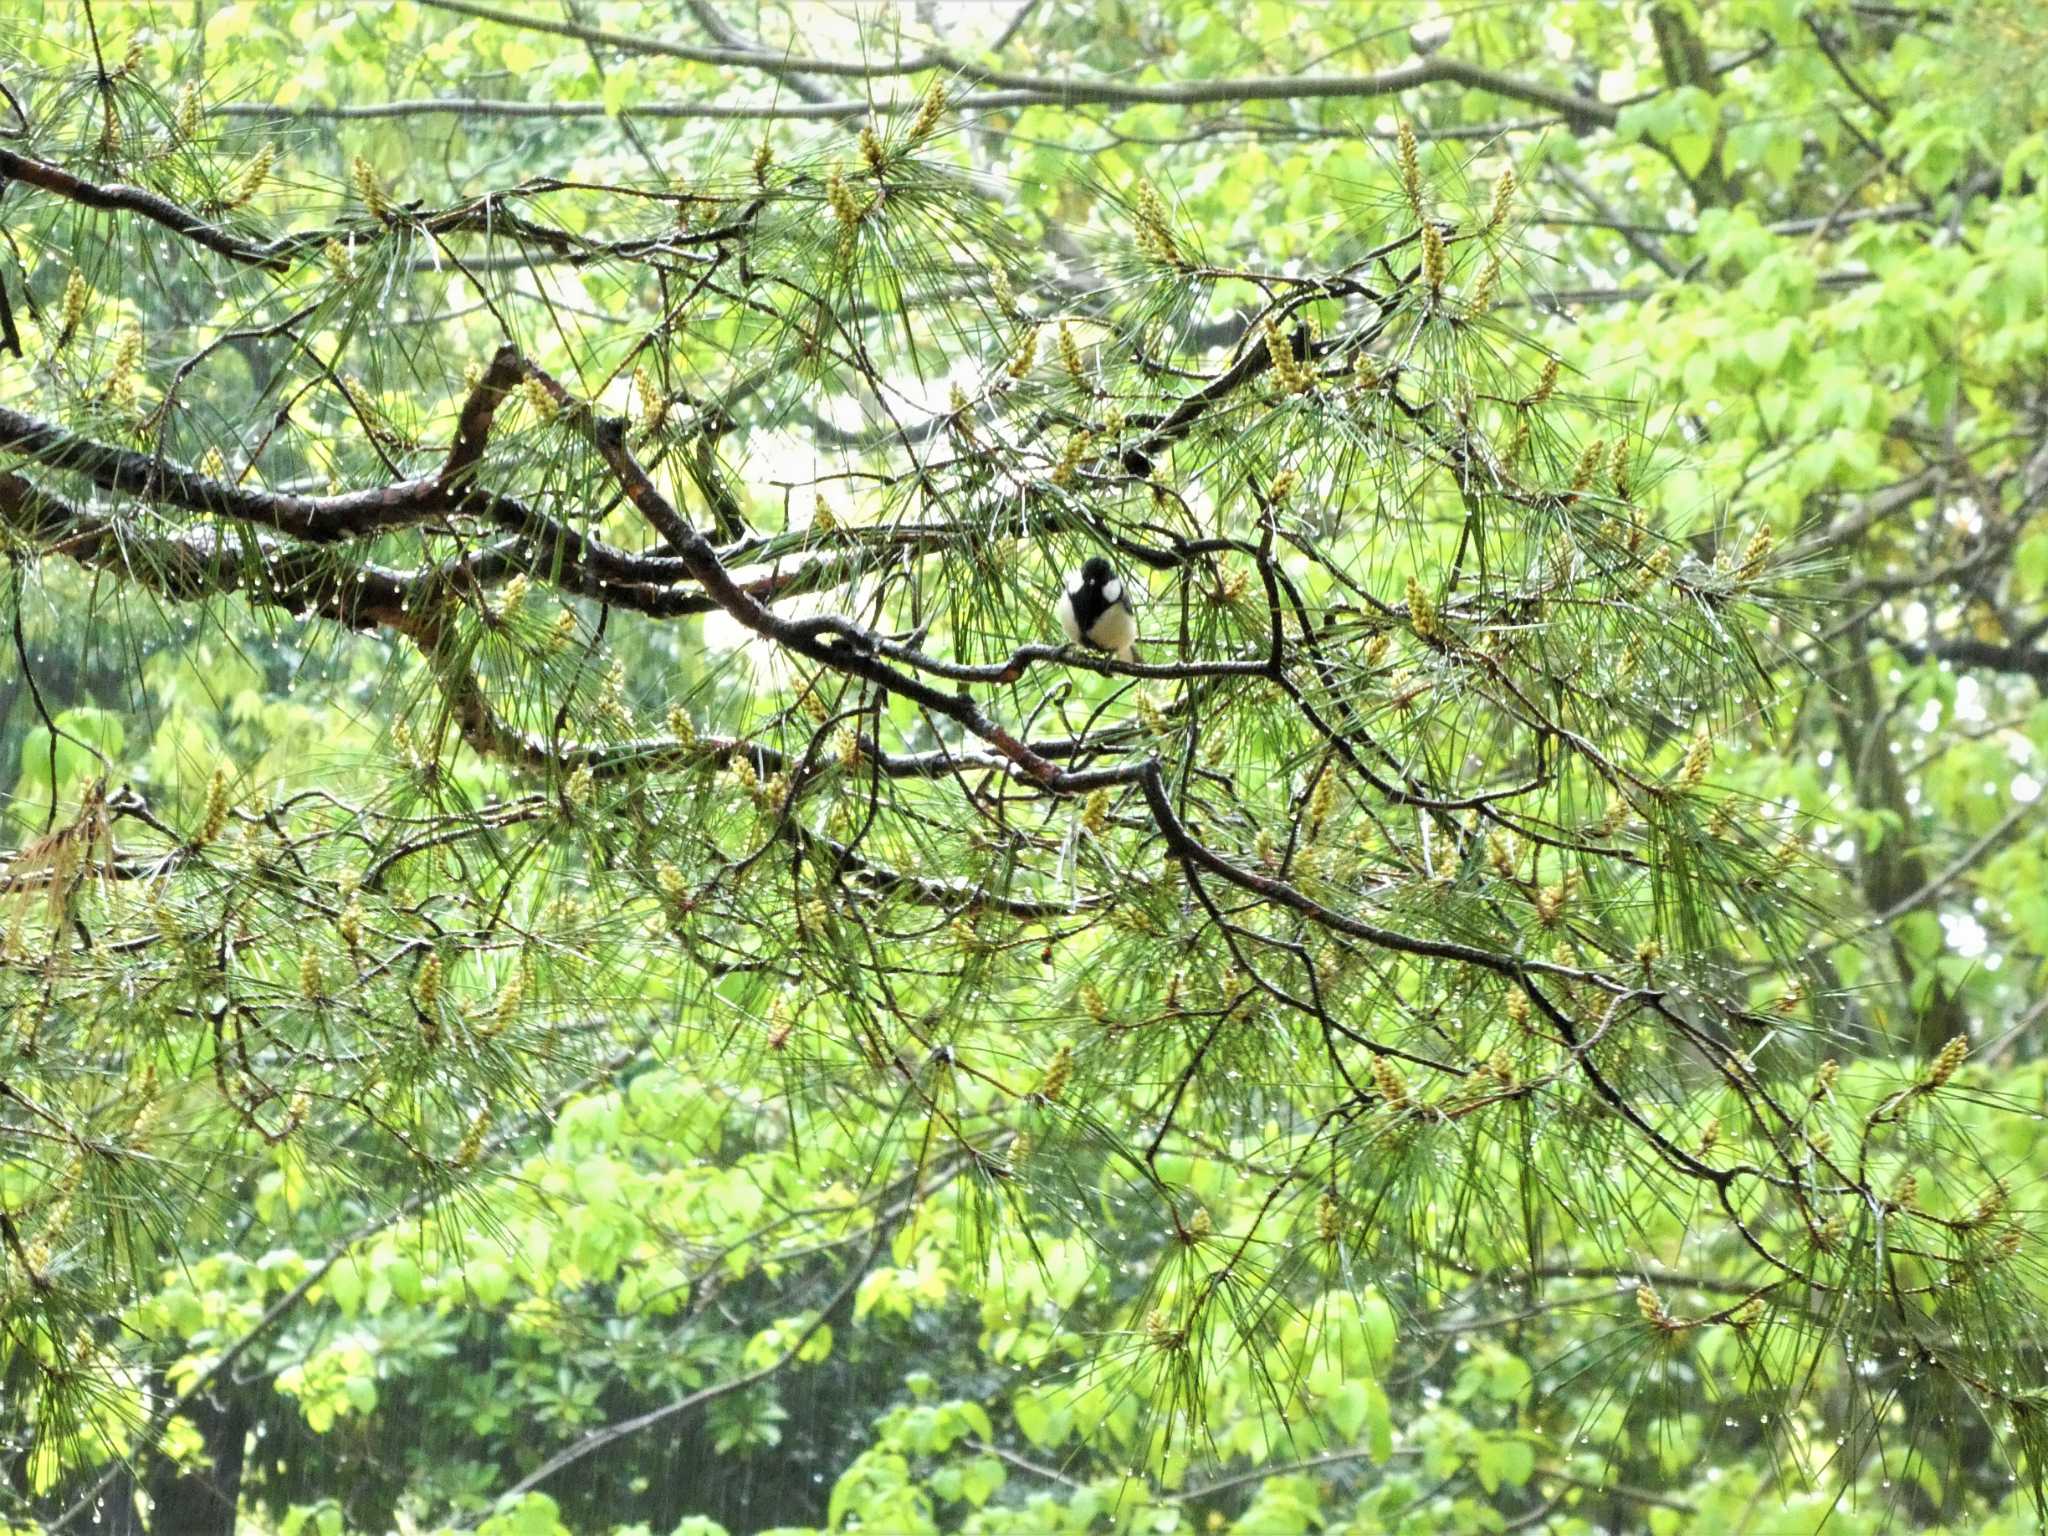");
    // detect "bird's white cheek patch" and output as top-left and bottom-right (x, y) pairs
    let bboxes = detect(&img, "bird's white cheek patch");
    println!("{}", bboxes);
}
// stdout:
(1100, 577), (1122, 604)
